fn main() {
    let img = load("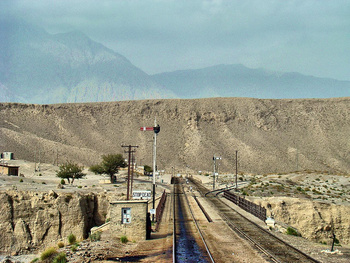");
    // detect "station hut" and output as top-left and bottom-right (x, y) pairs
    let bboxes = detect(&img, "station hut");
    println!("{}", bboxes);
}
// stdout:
(109, 200), (151, 241)
(0, 163), (19, 176)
